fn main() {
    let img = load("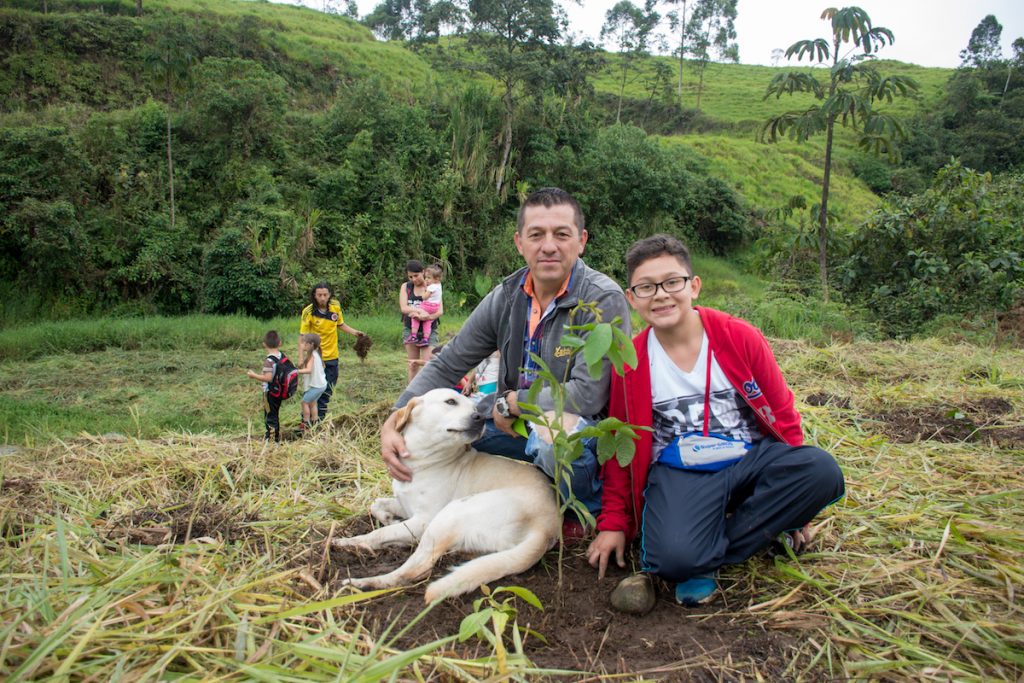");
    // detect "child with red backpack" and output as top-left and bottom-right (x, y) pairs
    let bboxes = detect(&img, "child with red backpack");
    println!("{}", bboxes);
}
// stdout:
(246, 330), (298, 442)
